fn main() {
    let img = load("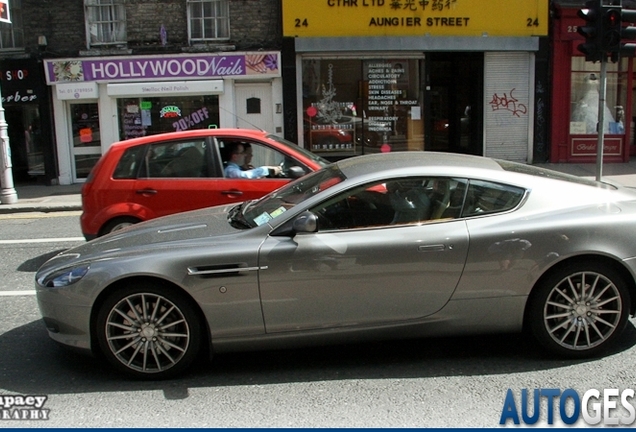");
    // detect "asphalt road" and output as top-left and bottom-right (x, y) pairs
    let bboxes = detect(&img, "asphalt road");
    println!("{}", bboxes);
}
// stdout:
(1, 212), (635, 427)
